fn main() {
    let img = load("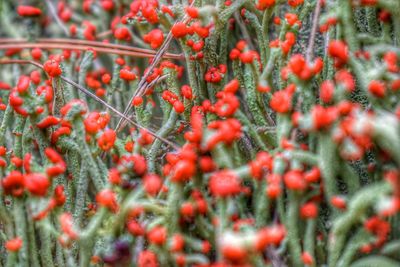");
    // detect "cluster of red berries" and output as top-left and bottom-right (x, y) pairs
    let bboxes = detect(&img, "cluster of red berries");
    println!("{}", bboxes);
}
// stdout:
(2, 0), (400, 266)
